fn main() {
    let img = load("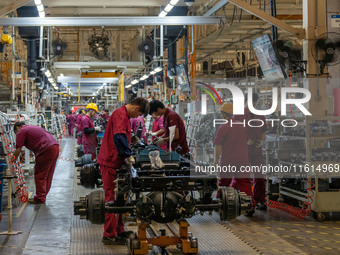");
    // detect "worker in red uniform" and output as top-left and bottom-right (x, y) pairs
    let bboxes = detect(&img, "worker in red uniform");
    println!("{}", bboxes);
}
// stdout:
(214, 103), (255, 215)
(130, 115), (148, 144)
(97, 97), (149, 245)
(147, 113), (167, 151)
(66, 111), (76, 136)
(75, 109), (85, 145)
(81, 103), (101, 160)
(236, 93), (267, 210)
(13, 122), (59, 204)
(149, 100), (189, 156)
(101, 109), (110, 121)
